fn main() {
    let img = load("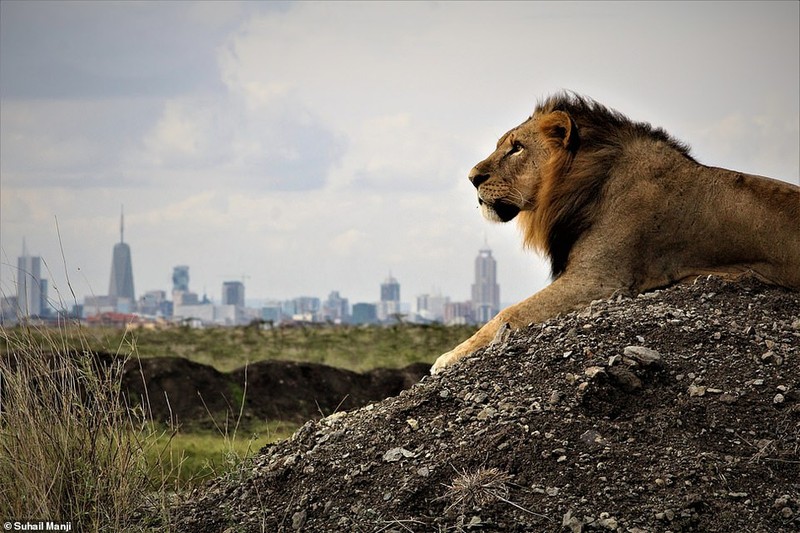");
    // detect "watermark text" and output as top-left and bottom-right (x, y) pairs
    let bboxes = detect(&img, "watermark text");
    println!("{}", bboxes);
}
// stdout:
(3, 522), (72, 532)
